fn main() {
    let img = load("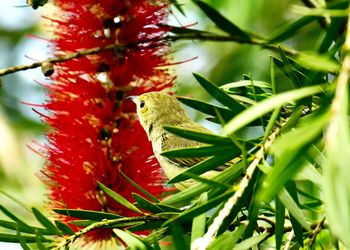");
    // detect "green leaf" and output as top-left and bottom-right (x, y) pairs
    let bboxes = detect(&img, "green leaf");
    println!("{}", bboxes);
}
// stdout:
(323, 57), (350, 247)
(192, 1), (251, 41)
(171, 224), (189, 250)
(53, 209), (121, 220)
(193, 73), (246, 112)
(296, 52), (340, 73)
(0, 205), (34, 233)
(97, 182), (144, 214)
(170, 0), (185, 15)
(168, 152), (237, 184)
(267, 15), (317, 43)
(275, 197), (285, 250)
(220, 80), (271, 91)
(259, 112), (328, 203)
(133, 194), (163, 214)
(163, 126), (233, 145)
(121, 171), (159, 203)
(233, 233), (269, 250)
(0, 220), (48, 235)
(222, 85), (325, 136)
(208, 226), (245, 249)
(161, 145), (238, 158)
(163, 162), (243, 205)
(178, 97), (236, 121)
(129, 220), (165, 232)
(32, 208), (62, 236)
(278, 188), (310, 230)
(54, 220), (74, 235)
(0, 233), (51, 243)
(279, 47), (303, 88)
(191, 193), (207, 244)
(113, 229), (152, 250)
(164, 191), (234, 226)
(17, 229), (31, 250)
